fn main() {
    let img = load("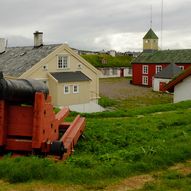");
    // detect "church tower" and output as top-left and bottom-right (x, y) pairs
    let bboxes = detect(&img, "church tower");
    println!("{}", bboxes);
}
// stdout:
(143, 28), (159, 51)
